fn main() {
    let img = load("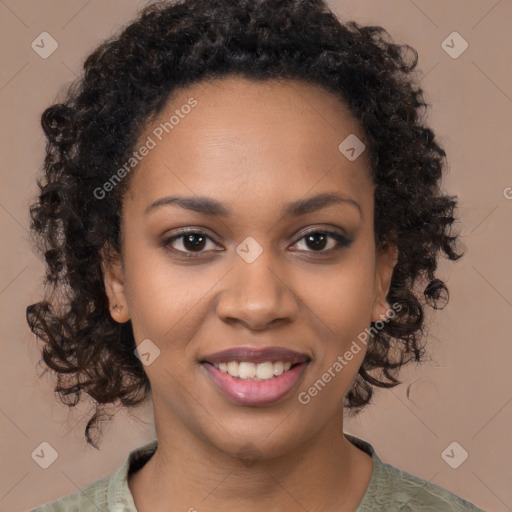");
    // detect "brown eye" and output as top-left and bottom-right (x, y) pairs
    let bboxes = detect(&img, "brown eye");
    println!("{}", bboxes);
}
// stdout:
(292, 230), (352, 253)
(163, 230), (219, 256)
(305, 232), (329, 250)
(181, 233), (207, 251)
